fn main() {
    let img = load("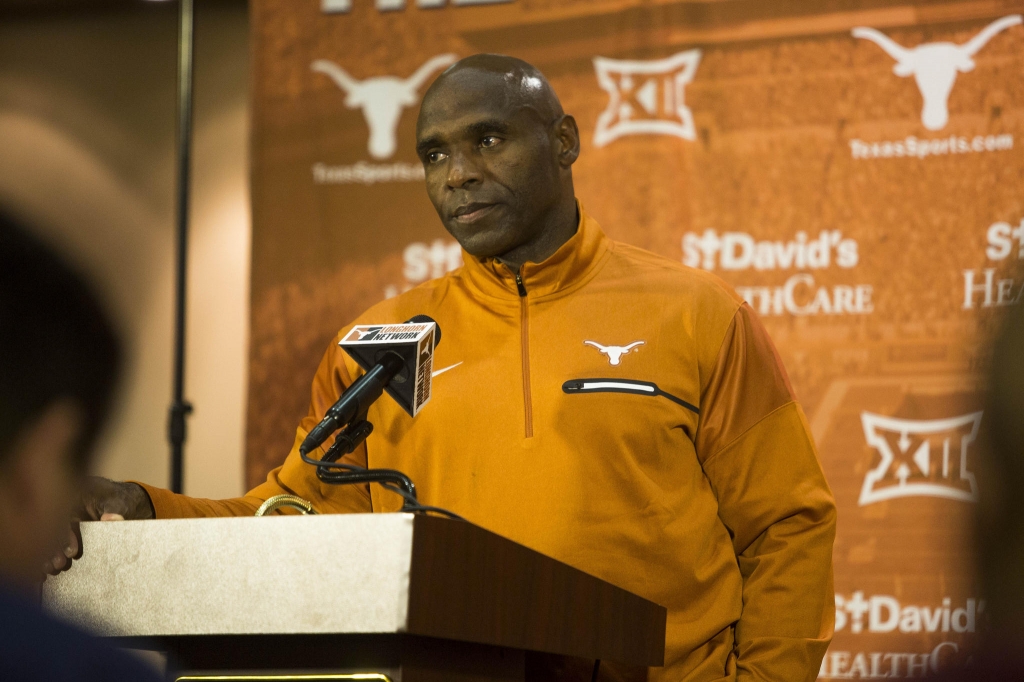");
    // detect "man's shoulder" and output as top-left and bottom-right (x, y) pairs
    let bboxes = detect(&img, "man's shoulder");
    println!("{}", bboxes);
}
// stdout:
(346, 274), (456, 327)
(0, 587), (162, 681)
(603, 239), (743, 315)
